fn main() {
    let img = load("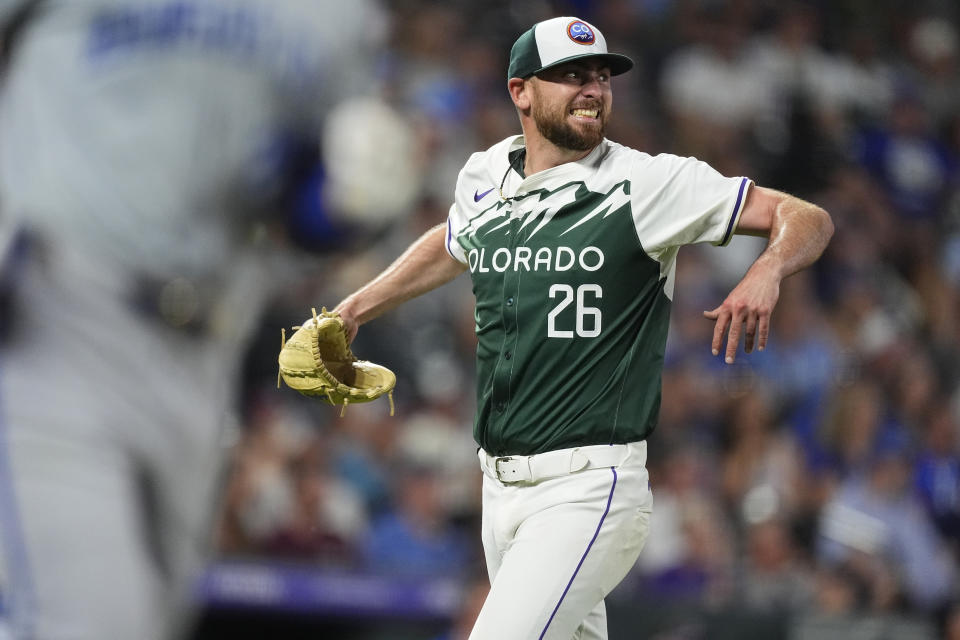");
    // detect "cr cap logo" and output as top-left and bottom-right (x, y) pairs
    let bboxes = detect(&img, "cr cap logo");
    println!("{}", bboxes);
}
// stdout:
(566, 21), (595, 45)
